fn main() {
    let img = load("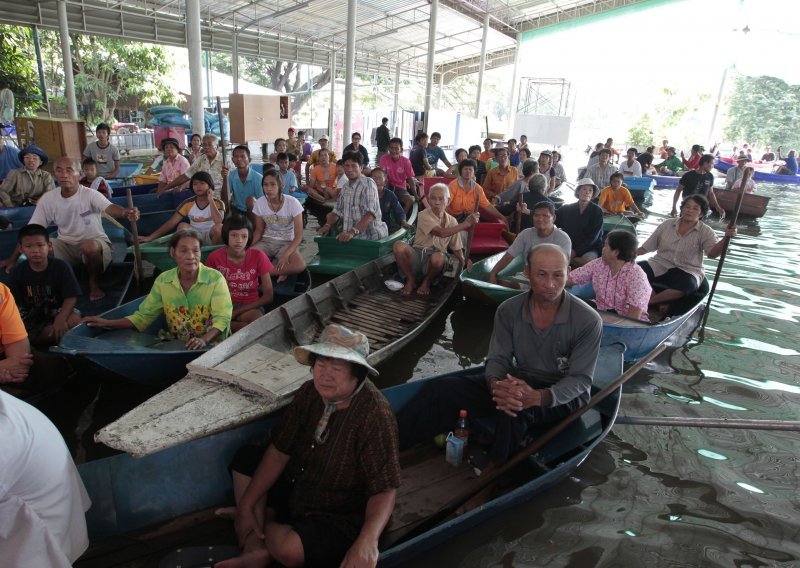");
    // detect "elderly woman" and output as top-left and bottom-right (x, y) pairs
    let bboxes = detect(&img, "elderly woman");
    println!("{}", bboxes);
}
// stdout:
(637, 194), (735, 308)
(84, 229), (232, 349)
(156, 137), (191, 193)
(555, 178), (604, 267)
(567, 230), (651, 321)
(217, 324), (401, 568)
(0, 145), (55, 207)
(393, 182), (474, 295)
